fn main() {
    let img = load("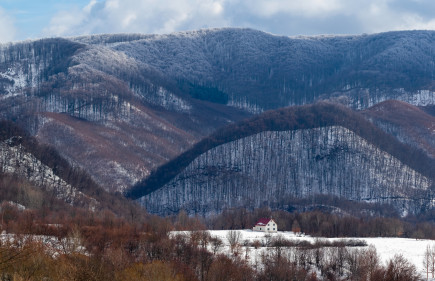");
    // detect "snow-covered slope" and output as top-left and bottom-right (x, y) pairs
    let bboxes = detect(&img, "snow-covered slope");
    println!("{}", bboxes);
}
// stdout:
(0, 36), (249, 191)
(0, 121), (146, 216)
(105, 28), (435, 111)
(139, 126), (432, 215)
